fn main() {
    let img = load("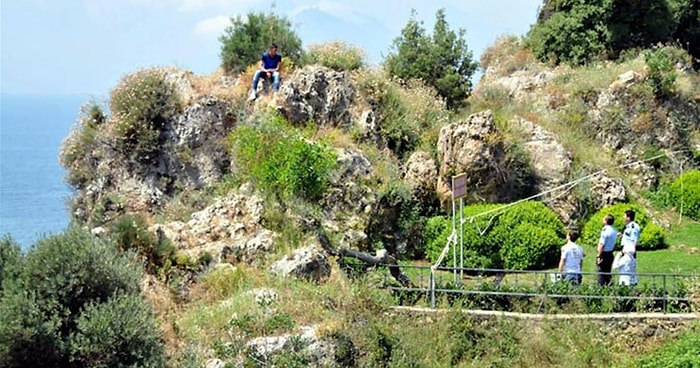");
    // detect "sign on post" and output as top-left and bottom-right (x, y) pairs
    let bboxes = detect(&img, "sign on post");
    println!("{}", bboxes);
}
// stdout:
(452, 173), (467, 200)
